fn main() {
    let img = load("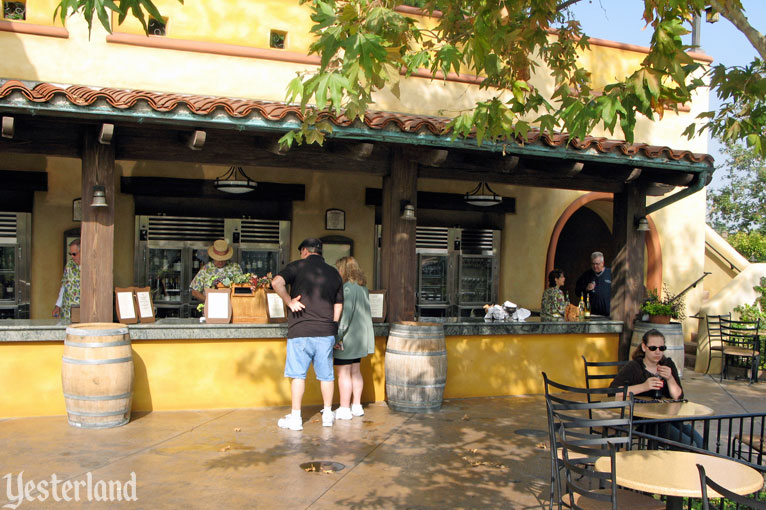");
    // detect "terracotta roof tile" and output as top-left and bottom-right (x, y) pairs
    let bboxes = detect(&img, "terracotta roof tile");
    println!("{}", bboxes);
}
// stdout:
(0, 80), (713, 166)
